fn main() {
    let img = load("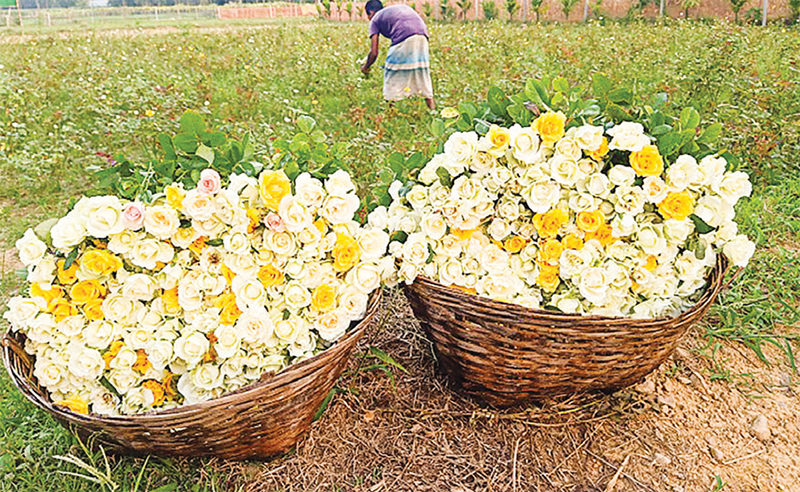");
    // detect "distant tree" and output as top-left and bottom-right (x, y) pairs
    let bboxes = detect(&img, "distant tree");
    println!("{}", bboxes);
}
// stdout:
(440, 0), (455, 19)
(482, 0), (498, 19)
(790, 0), (800, 22)
(530, 0), (544, 20)
(505, 0), (518, 20)
(728, 0), (746, 22)
(456, 0), (472, 18)
(422, 1), (433, 17)
(681, 0), (699, 18)
(560, 0), (578, 19)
